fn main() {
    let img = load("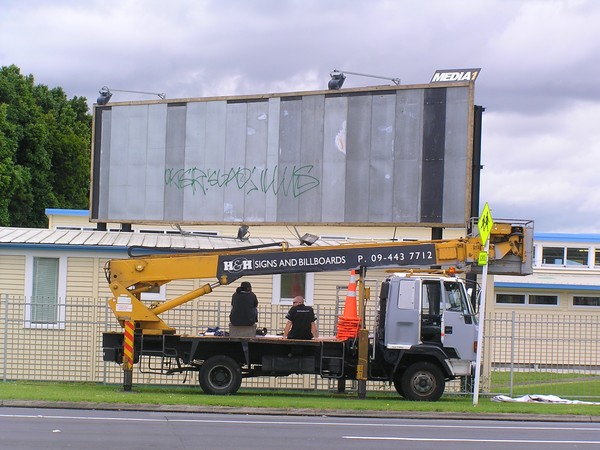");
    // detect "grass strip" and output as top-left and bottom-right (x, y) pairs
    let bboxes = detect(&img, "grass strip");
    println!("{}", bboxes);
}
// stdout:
(1, 381), (599, 417)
